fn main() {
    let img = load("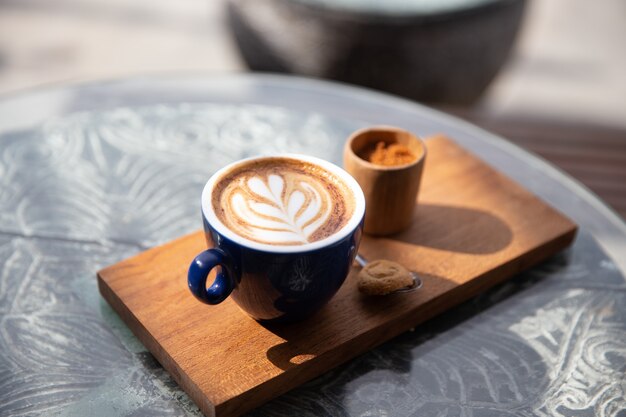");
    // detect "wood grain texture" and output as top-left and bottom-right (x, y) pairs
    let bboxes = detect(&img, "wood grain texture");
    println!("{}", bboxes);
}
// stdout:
(97, 136), (577, 417)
